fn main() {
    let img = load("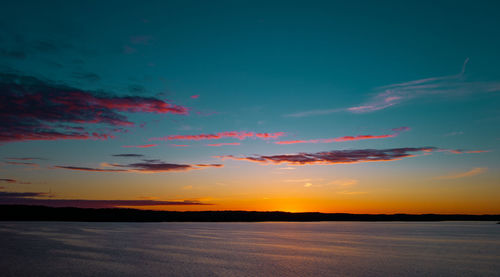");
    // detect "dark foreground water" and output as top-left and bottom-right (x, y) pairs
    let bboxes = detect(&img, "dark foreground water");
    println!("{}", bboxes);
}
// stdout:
(1, 222), (499, 276)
